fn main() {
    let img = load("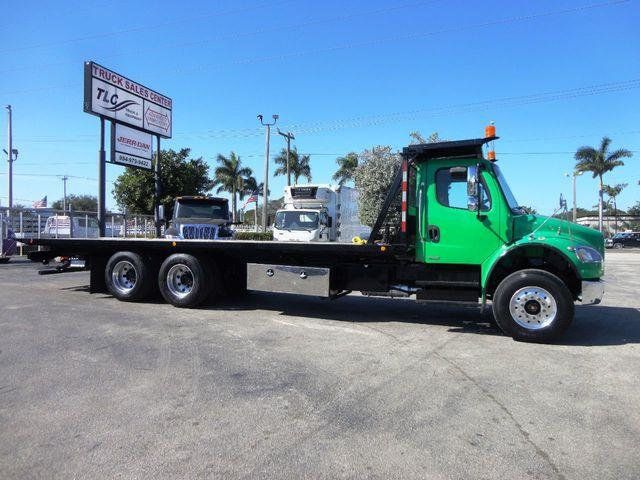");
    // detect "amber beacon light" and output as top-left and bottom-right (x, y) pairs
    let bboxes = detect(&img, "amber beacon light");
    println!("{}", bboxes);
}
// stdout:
(484, 122), (497, 161)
